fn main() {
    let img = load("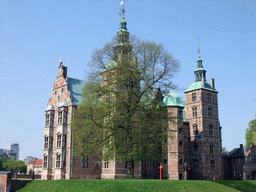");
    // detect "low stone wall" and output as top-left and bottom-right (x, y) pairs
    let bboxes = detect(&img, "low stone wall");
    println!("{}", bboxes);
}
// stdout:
(0, 171), (12, 192)
(11, 174), (41, 179)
